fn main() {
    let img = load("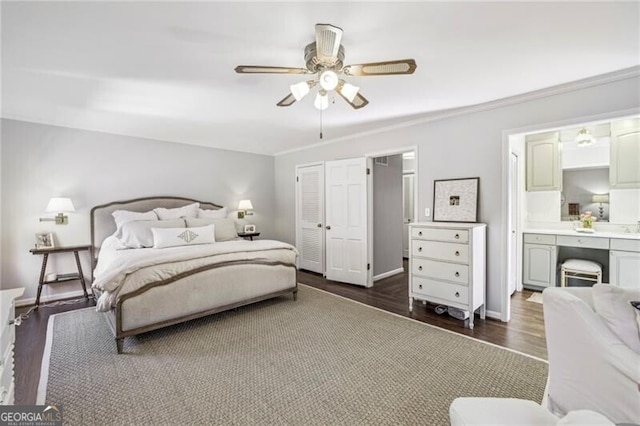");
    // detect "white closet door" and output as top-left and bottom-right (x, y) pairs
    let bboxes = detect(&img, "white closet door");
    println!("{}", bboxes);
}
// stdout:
(296, 164), (325, 274)
(325, 157), (369, 286)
